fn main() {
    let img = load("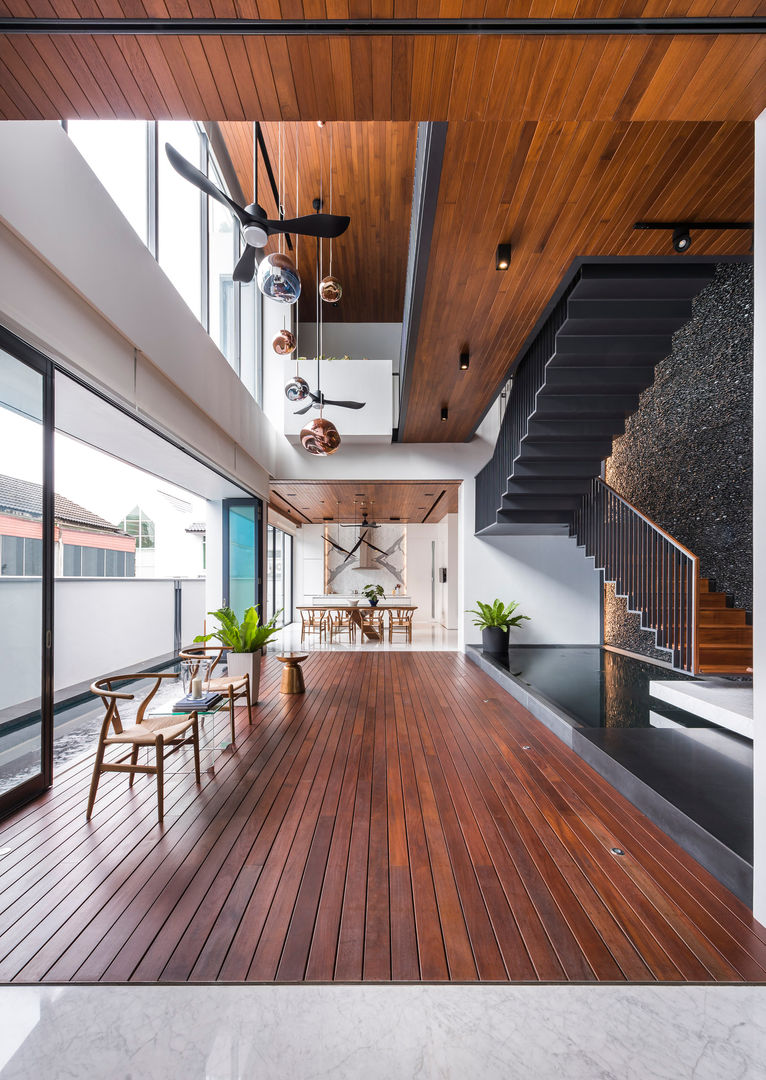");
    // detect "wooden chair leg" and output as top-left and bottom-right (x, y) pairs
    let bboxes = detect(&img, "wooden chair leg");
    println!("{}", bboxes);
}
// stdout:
(228, 685), (236, 745)
(155, 735), (165, 824)
(86, 739), (106, 820)
(246, 671), (253, 721)
(192, 715), (201, 785)
(128, 744), (140, 786)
